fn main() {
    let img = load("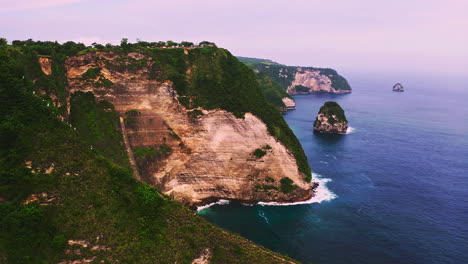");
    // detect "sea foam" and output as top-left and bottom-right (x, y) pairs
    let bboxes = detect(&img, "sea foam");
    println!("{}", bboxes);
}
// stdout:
(197, 199), (230, 212)
(197, 174), (337, 212)
(345, 126), (355, 134)
(258, 173), (337, 206)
